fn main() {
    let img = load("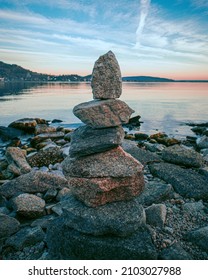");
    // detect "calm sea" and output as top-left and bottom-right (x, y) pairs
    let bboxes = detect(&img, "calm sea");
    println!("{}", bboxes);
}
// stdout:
(0, 82), (207, 139)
